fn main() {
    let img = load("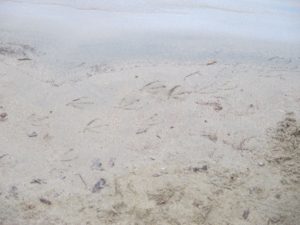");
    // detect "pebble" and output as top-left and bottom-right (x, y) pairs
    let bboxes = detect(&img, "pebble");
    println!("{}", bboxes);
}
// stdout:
(108, 158), (116, 167)
(92, 178), (106, 193)
(152, 173), (161, 177)
(0, 112), (7, 121)
(91, 159), (103, 171)
(206, 60), (217, 66)
(160, 167), (168, 175)
(39, 198), (52, 205)
(201, 165), (208, 171)
(28, 132), (38, 137)
(243, 209), (250, 219)
(258, 161), (265, 167)
(275, 193), (281, 199)
(269, 215), (281, 224)
(192, 165), (208, 172)
(31, 179), (46, 184)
